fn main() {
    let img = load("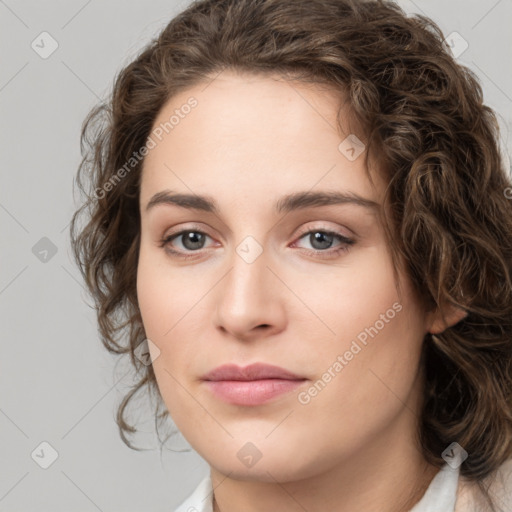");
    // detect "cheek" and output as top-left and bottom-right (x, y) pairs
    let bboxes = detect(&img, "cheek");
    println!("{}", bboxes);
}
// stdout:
(300, 245), (402, 342)
(333, 249), (424, 375)
(136, 247), (206, 395)
(136, 247), (193, 336)
(137, 252), (166, 335)
(302, 245), (424, 410)
(136, 255), (188, 417)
